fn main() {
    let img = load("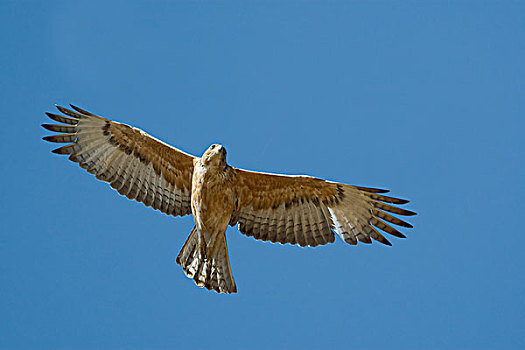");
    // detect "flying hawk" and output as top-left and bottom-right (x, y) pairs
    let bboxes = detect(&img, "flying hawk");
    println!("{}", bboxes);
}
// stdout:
(42, 105), (416, 294)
